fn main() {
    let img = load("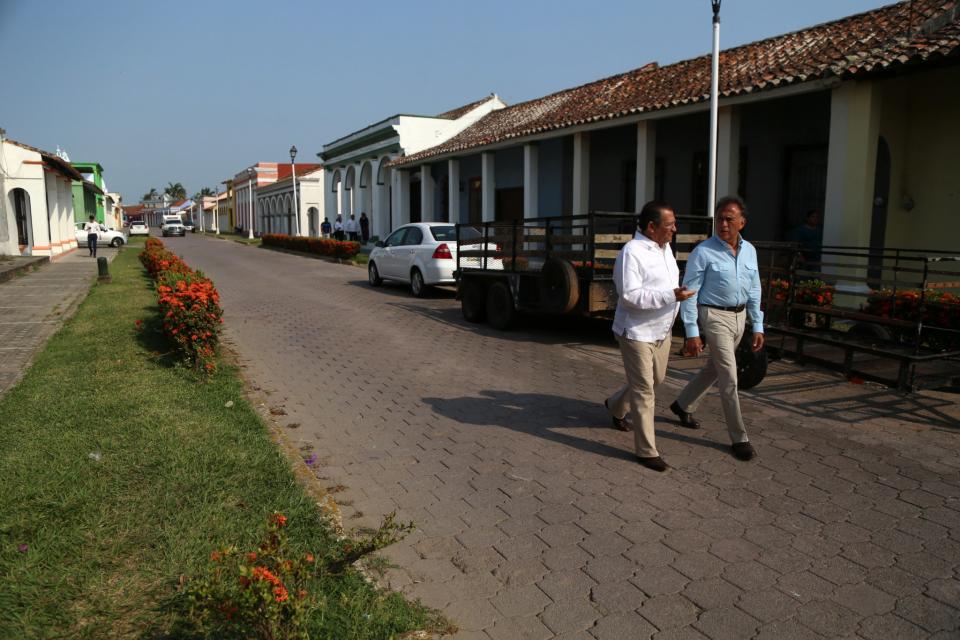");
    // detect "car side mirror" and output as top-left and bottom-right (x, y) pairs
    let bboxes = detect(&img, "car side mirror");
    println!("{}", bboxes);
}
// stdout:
(375, 241), (384, 248)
